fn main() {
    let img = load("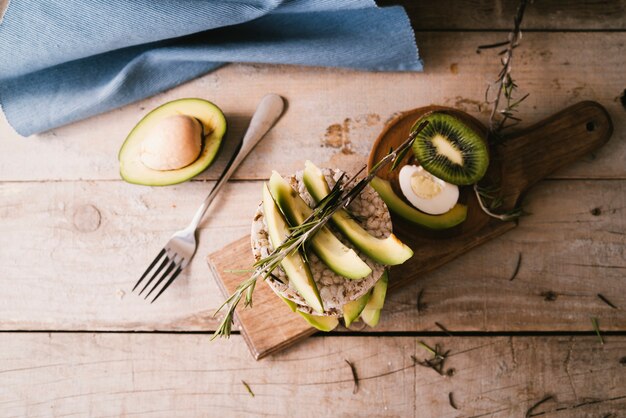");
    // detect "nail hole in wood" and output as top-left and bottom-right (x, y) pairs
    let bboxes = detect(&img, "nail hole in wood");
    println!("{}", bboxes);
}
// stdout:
(586, 121), (596, 132)
(590, 207), (601, 216)
(540, 291), (557, 301)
